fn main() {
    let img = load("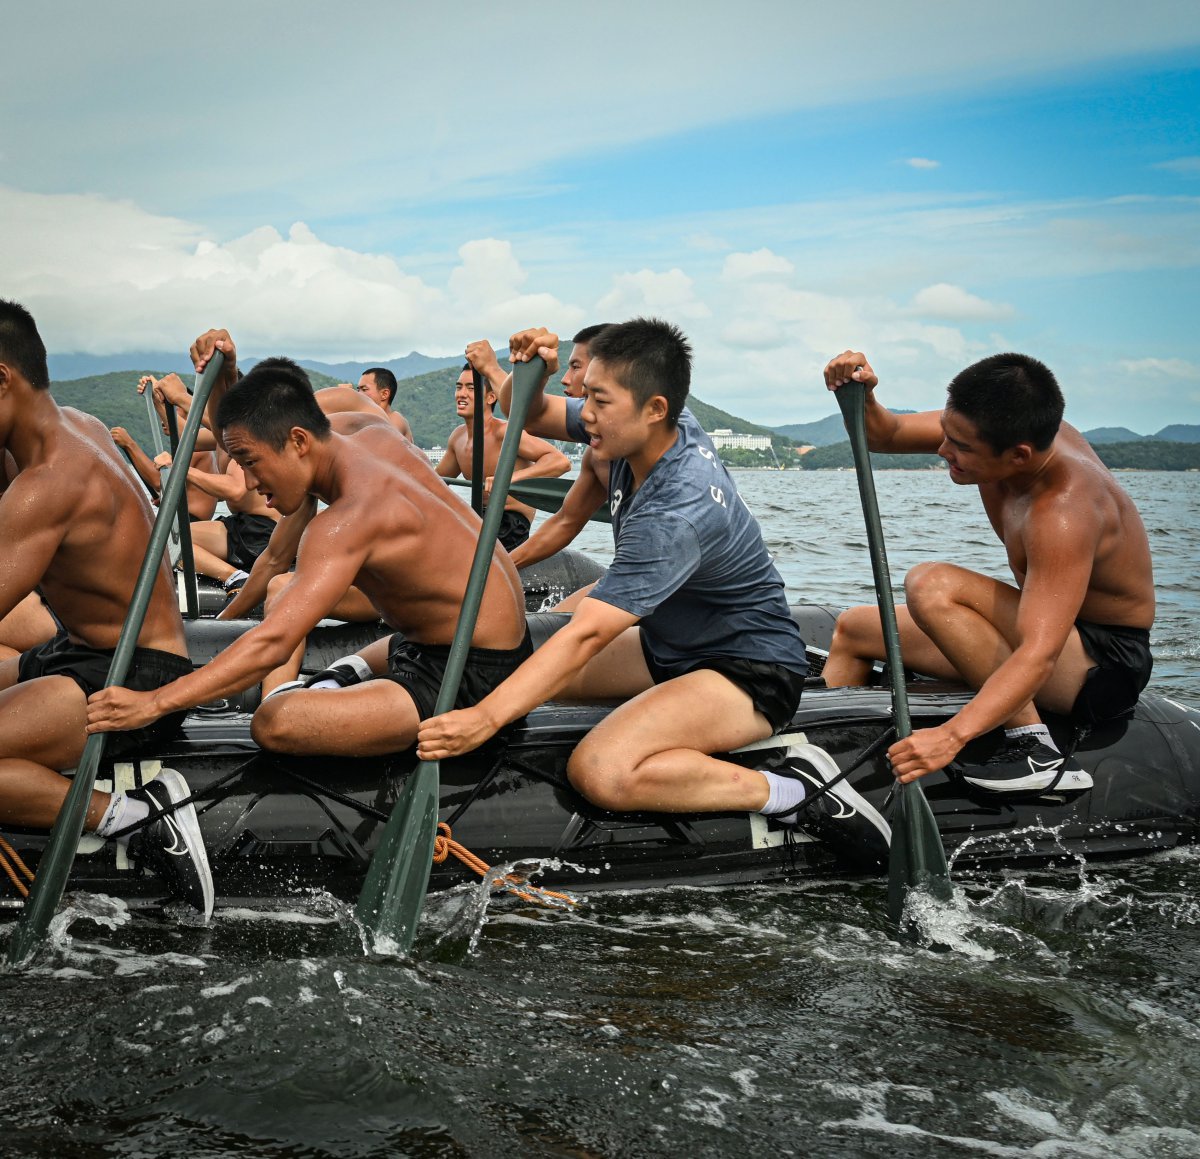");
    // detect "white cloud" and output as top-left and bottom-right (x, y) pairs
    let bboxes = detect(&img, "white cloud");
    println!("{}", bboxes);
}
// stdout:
(1153, 156), (1200, 175)
(0, 187), (580, 359)
(905, 158), (941, 170)
(907, 283), (1015, 321)
(1116, 357), (1200, 380)
(721, 249), (796, 281)
(596, 269), (711, 320)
